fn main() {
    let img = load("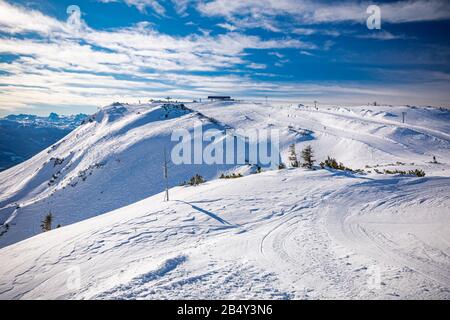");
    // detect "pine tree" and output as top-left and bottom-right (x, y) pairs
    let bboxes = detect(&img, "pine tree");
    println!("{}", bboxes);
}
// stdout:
(289, 144), (299, 168)
(301, 145), (315, 169)
(41, 213), (53, 232)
